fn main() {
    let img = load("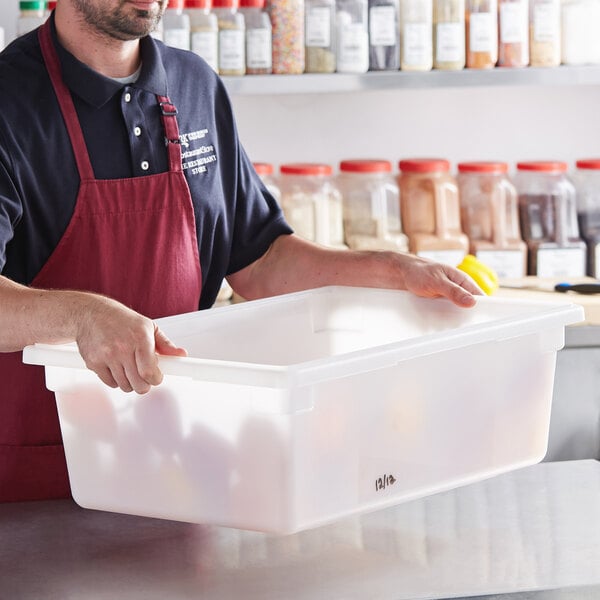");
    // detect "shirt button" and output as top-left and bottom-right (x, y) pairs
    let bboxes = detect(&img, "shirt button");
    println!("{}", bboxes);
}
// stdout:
(124, 92), (131, 102)
(141, 161), (149, 171)
(134, 126), (142, 137)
